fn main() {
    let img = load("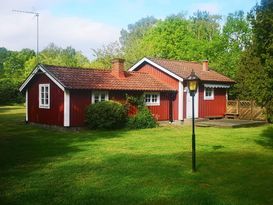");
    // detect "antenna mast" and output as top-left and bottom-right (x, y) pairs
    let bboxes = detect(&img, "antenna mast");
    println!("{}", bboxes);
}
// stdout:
(12, 9), (40, 62)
